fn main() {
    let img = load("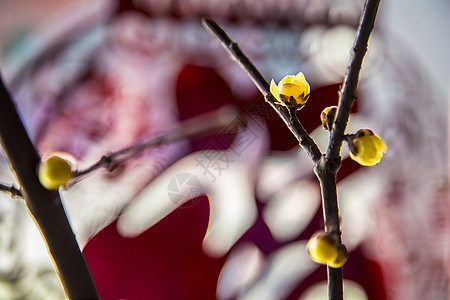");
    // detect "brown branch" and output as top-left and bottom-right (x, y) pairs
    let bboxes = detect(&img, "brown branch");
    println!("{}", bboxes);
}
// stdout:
(318, 1), (381, 299)
(0, 75), (100, 299)
(0, 182), (22, 198)
(314, 158), (343, 300)
(202, 17), (322, 163)
(327, 0), (382, 160)
(74, 105), (240, 179)
(202, 0), (381, 298)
